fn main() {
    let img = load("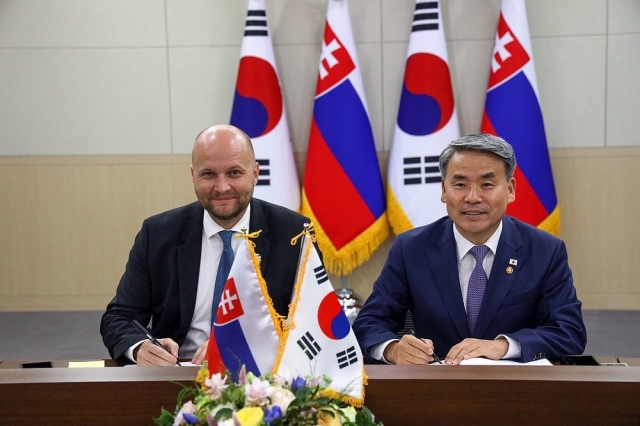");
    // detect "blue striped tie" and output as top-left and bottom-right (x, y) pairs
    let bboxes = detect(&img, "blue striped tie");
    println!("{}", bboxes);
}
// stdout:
(212, 230), (234, 325)
(466, 245), (489, 336)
